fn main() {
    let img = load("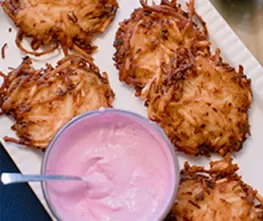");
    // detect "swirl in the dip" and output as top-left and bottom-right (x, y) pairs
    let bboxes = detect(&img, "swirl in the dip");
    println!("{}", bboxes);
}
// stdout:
(45, 111), (177, 221)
